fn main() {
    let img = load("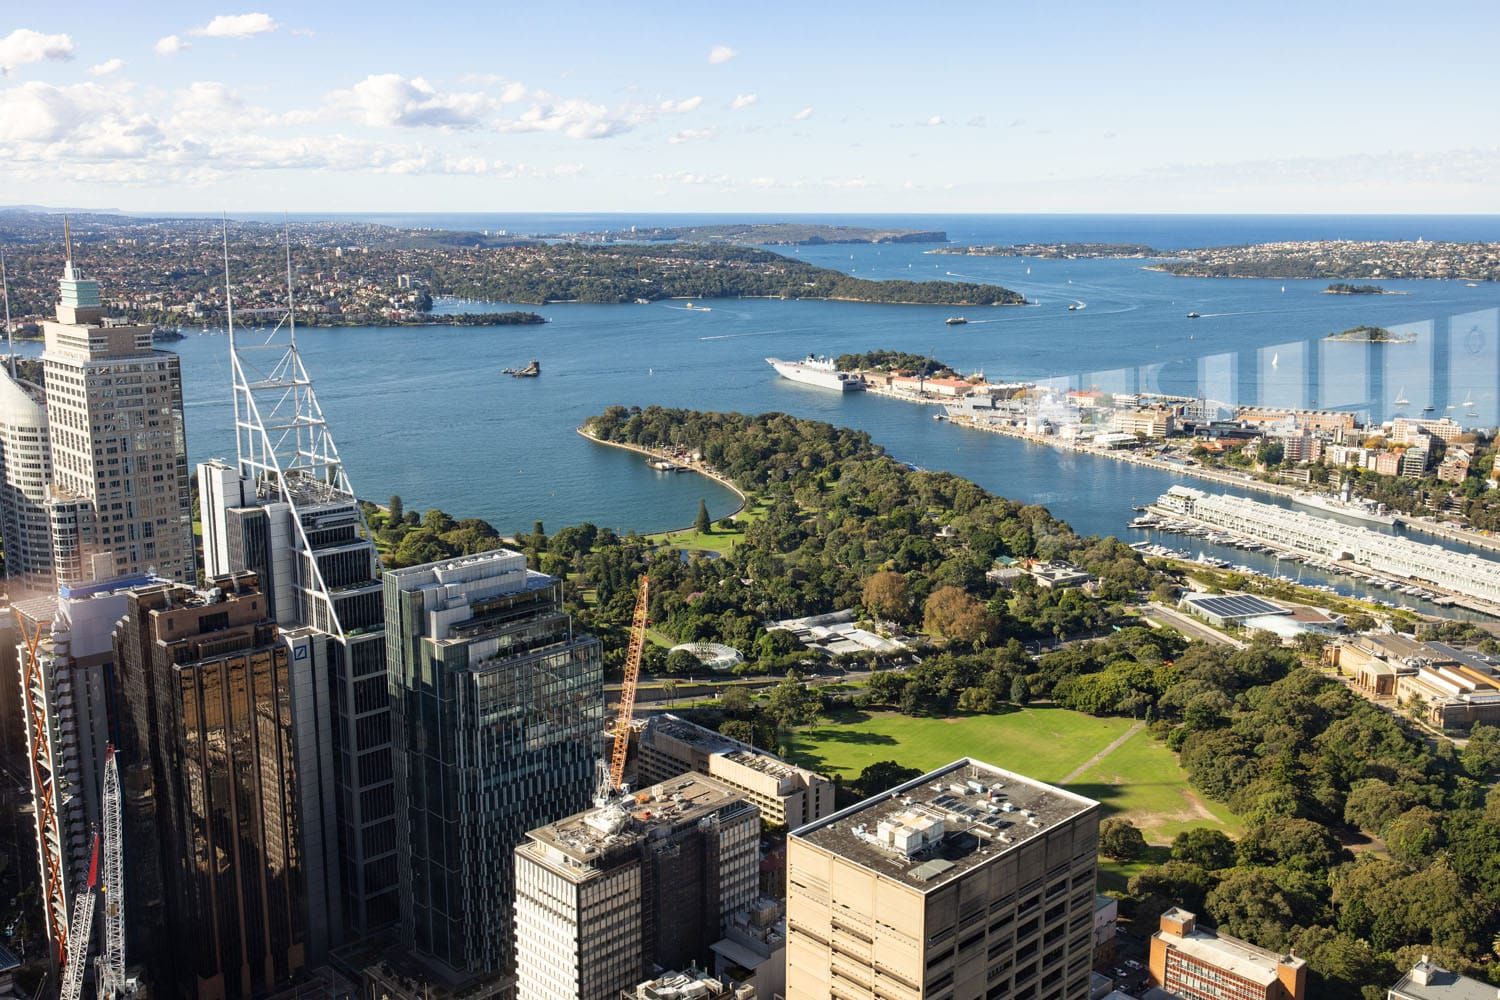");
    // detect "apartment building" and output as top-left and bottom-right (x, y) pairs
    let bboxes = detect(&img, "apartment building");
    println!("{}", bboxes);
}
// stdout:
(637, 714), (836, 829)
(786, 758), (1101, 1000)
(513, 773), (760, 1000)
(1388, 956), (1497, 999)
(1149, 909), (1305, 1000)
